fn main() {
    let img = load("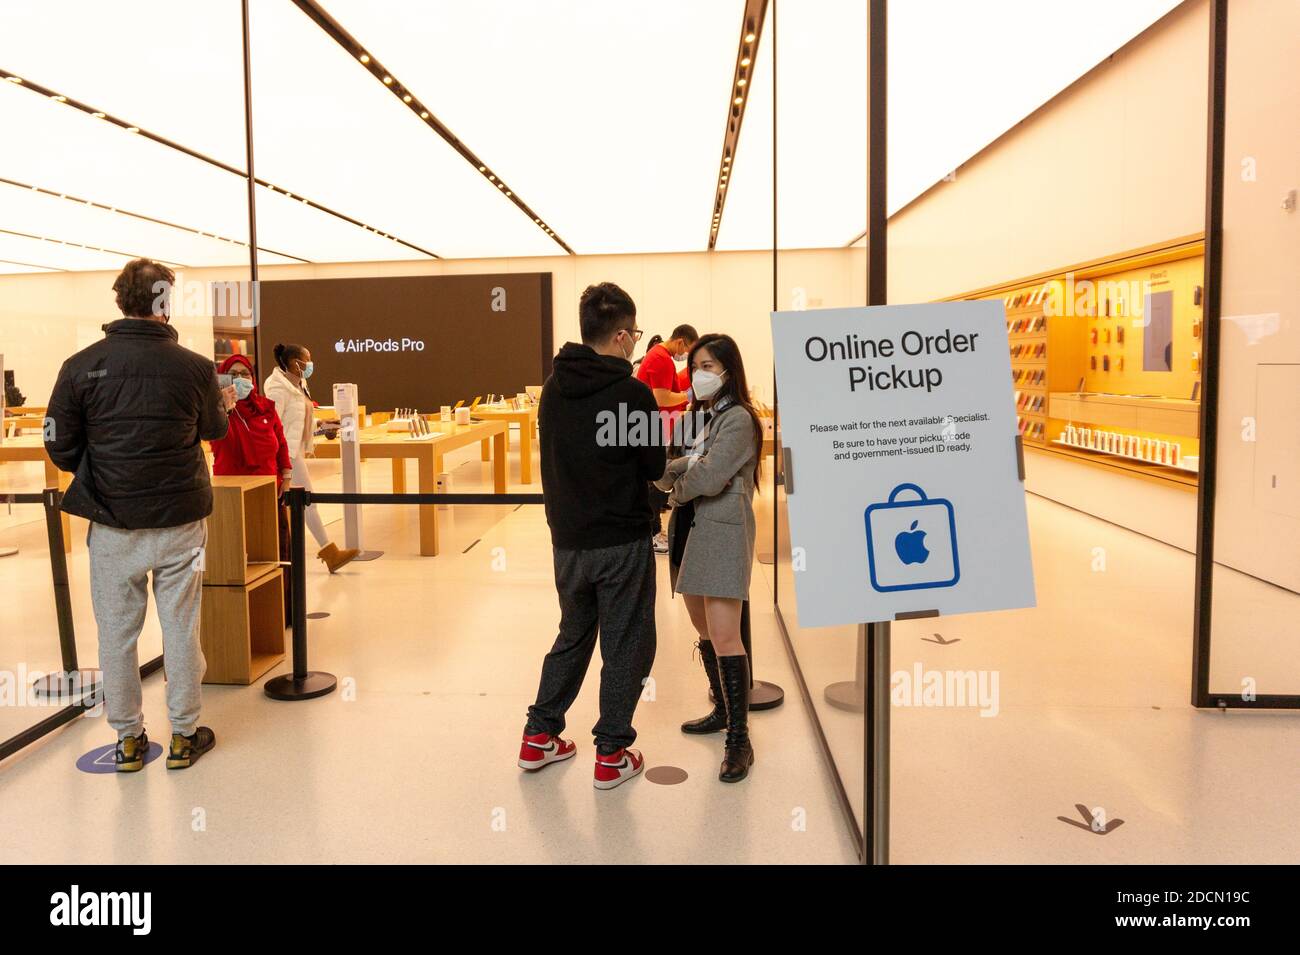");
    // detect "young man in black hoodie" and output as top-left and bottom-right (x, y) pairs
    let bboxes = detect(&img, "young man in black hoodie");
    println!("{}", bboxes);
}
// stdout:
(518, 283), (666, 790)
